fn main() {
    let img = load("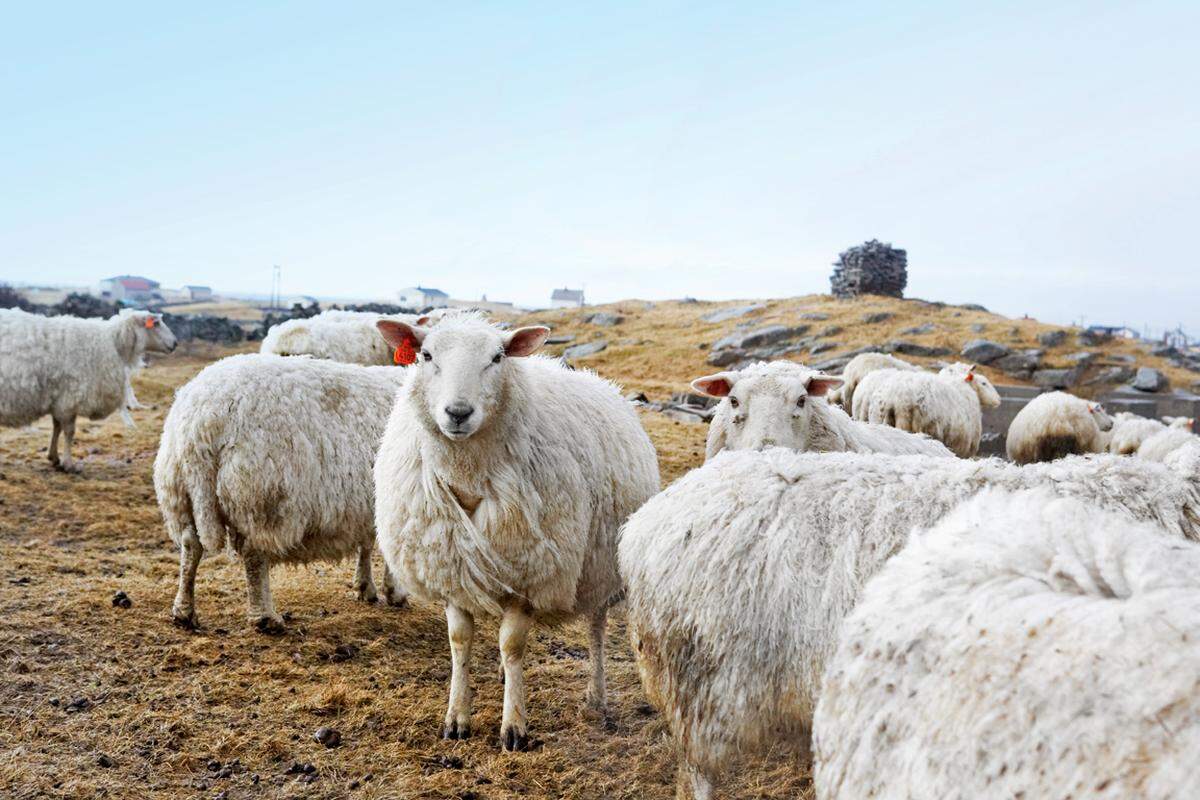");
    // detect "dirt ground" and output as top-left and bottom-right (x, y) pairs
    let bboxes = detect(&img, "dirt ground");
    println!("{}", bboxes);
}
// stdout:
(0, 343), (813, 799)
